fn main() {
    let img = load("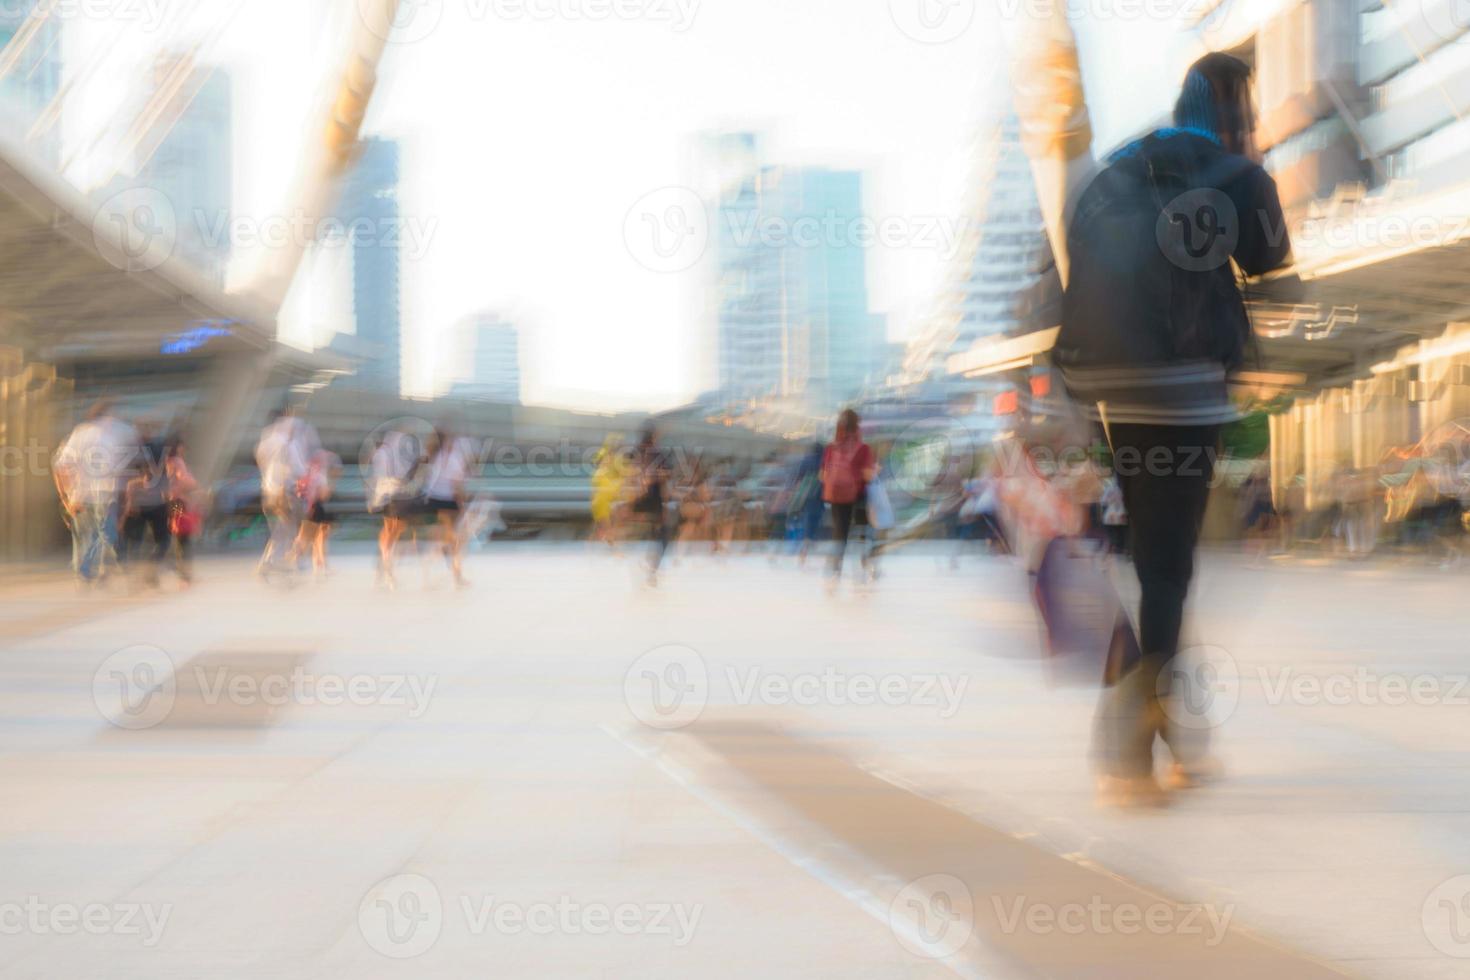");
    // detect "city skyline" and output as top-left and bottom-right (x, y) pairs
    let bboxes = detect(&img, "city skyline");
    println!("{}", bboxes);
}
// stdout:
(33, 0), (1207, 413)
